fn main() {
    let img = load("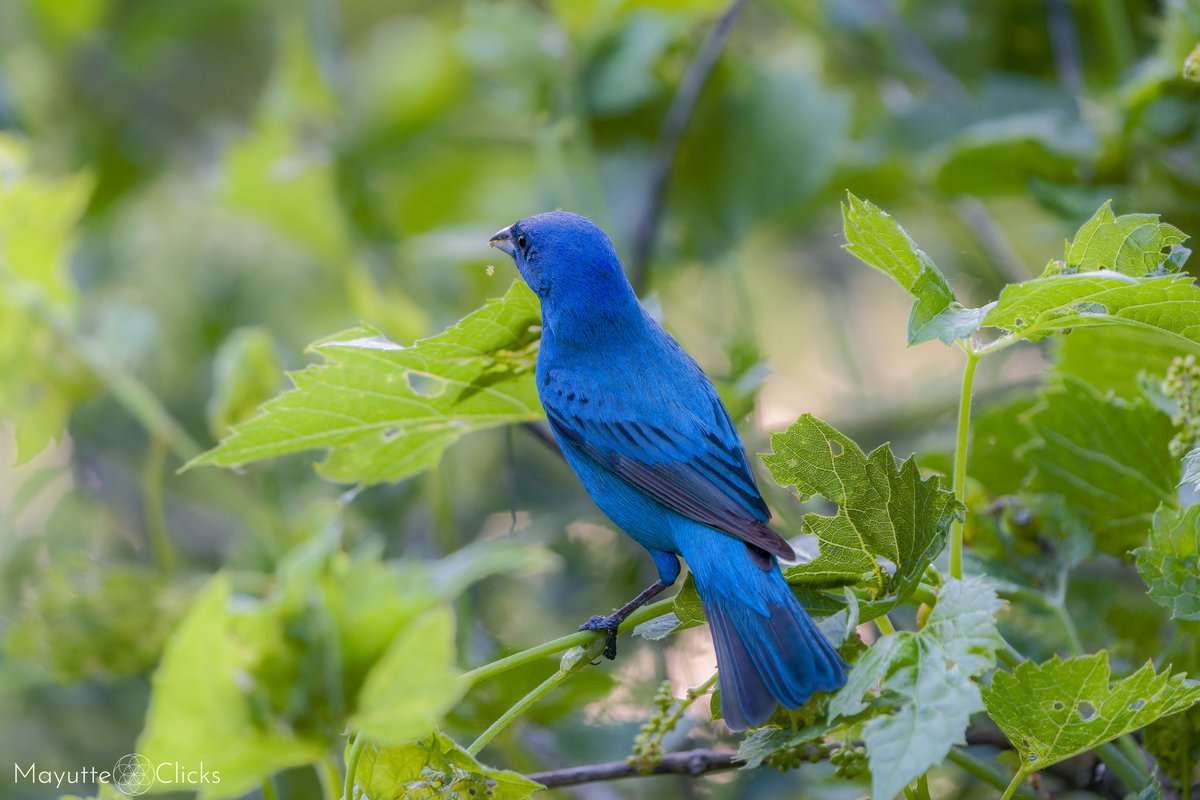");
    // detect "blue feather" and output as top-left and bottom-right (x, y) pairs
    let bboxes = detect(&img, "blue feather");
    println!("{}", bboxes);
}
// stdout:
(491, 211), (848, 729)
